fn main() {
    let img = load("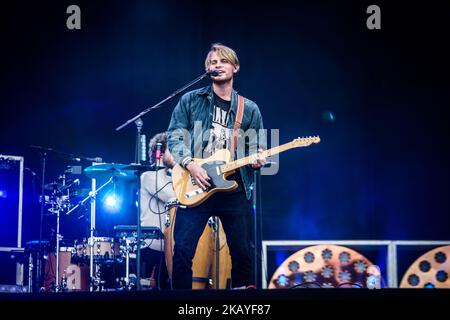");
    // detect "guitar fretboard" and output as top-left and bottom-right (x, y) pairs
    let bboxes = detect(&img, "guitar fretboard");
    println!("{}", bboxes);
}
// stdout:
(220, 141), (302, 173)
